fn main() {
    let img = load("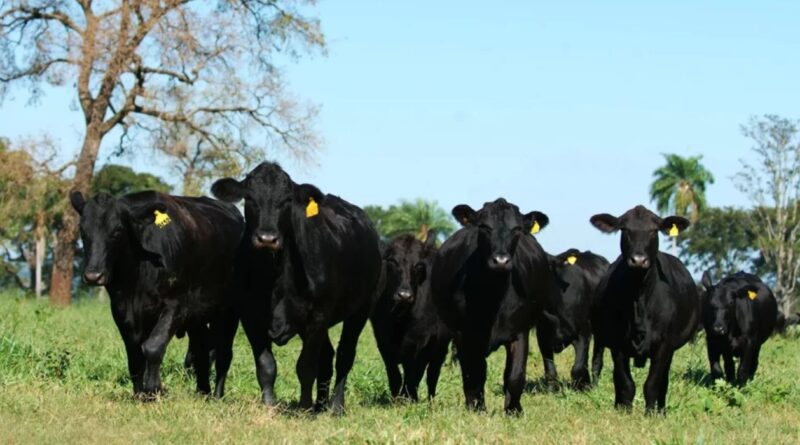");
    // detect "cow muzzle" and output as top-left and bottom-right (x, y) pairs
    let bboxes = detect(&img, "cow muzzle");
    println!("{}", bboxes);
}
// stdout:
(712, 324), (728, 336)
(252, 231), (282, 251)
(394, 287), (415, 303)
(83, 270), (107, 286)
(627, 254), (650, 269)
(488, 253), (513, 271)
